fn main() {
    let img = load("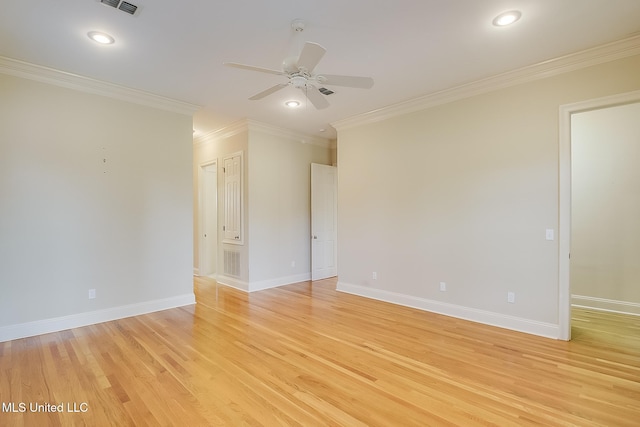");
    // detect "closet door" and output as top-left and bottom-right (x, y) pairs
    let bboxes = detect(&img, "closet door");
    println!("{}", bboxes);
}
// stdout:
(223, 152), (243, 244)
(311, 163), (337, 280)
